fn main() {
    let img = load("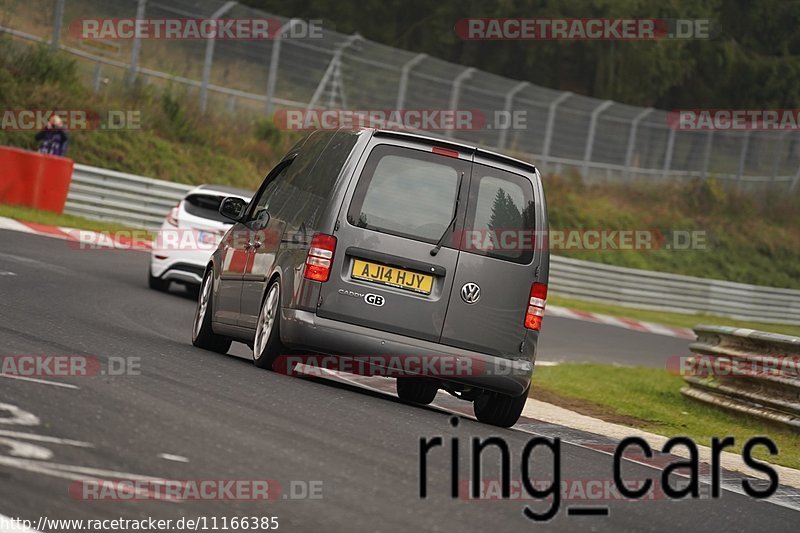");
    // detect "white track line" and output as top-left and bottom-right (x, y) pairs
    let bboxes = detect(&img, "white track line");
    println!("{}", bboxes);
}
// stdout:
(0, 374), (79, 390)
